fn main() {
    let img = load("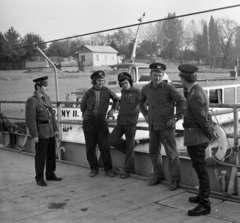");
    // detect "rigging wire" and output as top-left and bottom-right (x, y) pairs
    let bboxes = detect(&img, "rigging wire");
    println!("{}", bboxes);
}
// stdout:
(6, 4), (240, 51)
